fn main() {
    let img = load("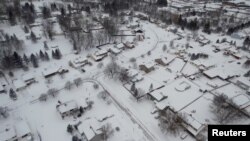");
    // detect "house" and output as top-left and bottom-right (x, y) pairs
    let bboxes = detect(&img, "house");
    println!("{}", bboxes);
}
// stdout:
(56, 100), (79, 119)
(127, 23), (140, 29)
(13, 80), (26, 91)
(167, 25), (177, 33)
(114, 43), (125, 50)
(77, 119), (103, 141)
(124, 41), (135, 49)
(0, 121), (33, 141)
(155, 57), (168, 66)
(148, 91), (167, 102)
(91, 49), (108, 62)
(127, 69), (144, 82)
(231, 33), (242, 39)
(236, 79), (250, 90)
(70, 57), (88, 68)
(139, 62), (155, 73)
(182, 113), (205, 137)
(109, 47), (121, 55)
